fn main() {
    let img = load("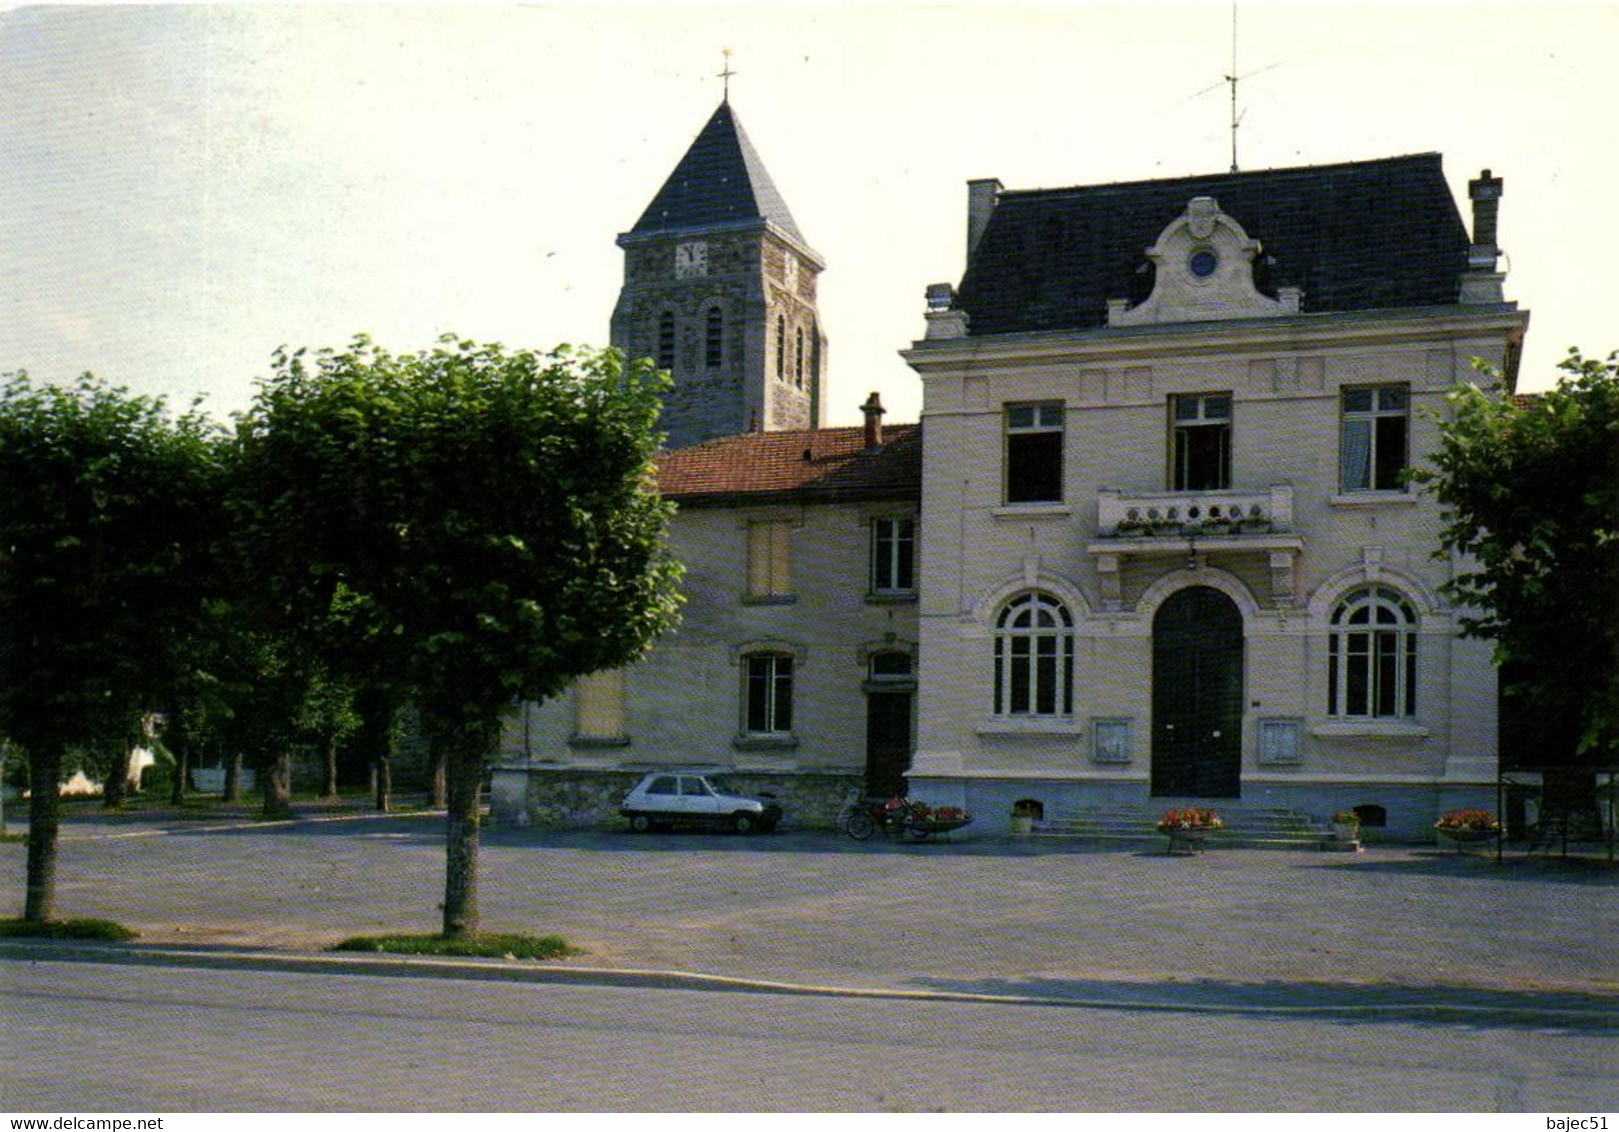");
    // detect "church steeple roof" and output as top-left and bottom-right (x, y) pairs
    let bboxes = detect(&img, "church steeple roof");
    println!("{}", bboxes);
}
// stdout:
(629, 101), (807, 245)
